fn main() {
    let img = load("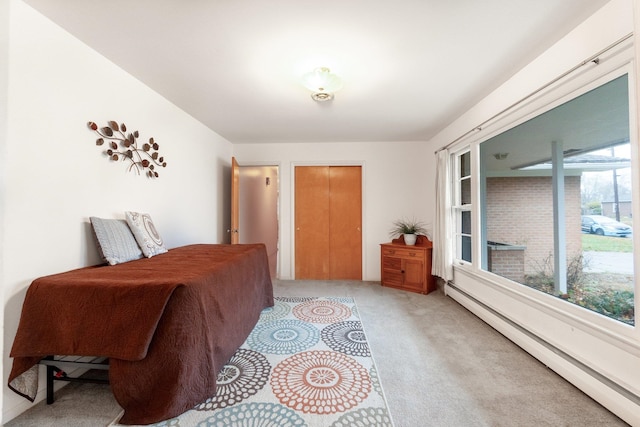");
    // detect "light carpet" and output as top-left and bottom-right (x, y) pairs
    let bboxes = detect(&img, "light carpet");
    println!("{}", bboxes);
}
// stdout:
(110, 296), (394, 427)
